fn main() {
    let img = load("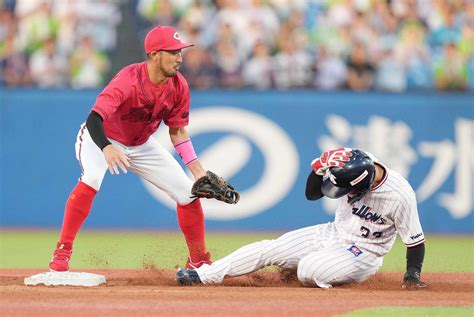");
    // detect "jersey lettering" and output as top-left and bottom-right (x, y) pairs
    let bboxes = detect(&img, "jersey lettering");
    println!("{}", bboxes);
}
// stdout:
(352, 205), (385, 224)
(121, 105), (171, 123)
